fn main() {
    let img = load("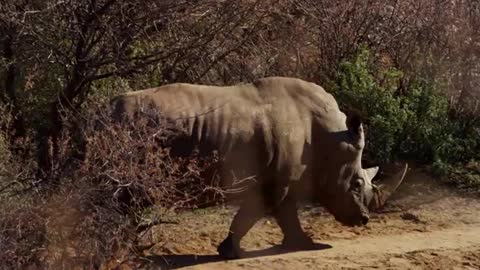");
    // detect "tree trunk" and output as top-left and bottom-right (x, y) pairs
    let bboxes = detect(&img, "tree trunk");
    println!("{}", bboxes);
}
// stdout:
(2, 30), (26, 141)
(36, 75), (86, 182)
